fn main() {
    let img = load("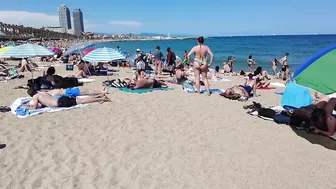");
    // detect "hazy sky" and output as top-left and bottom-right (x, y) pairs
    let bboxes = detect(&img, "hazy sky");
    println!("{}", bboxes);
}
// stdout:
(1, 0), (335, 36)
